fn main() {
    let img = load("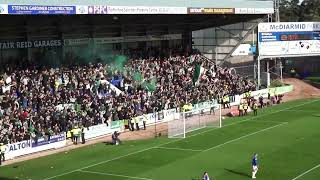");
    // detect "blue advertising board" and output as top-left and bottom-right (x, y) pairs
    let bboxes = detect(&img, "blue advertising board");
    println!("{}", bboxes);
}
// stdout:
(259, 31), (320, 42)
(8, 5), (76, 14)
(32, 133), (66, 147)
